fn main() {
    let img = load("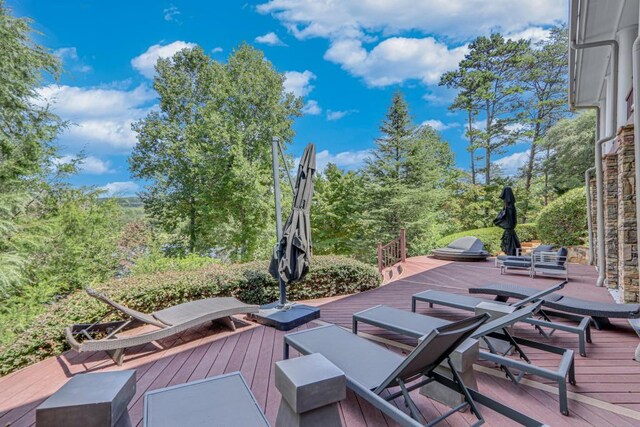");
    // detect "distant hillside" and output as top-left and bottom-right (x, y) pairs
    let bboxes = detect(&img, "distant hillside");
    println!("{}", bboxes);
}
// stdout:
(99, 196), (144, 208)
